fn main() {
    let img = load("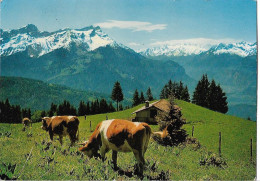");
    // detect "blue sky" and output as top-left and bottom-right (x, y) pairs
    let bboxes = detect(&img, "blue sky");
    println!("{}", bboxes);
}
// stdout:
(1, 0), (257, 50)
